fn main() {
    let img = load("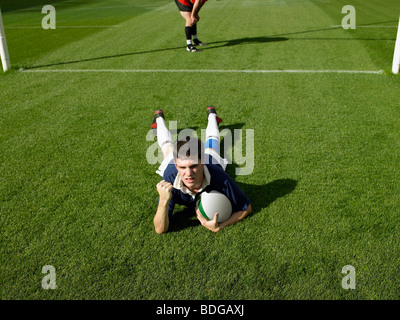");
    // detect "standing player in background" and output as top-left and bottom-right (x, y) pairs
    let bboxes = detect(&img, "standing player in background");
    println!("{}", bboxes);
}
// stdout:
(174, 0), (209, 52)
